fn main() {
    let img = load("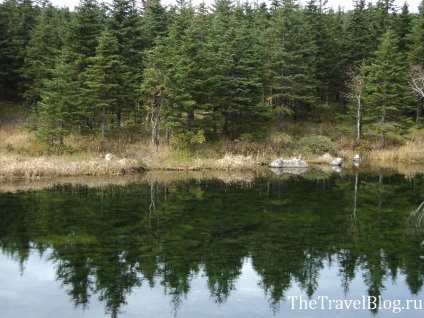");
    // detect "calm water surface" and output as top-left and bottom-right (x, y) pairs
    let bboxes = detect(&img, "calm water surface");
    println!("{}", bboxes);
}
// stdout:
(1, 167), (424, 318)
